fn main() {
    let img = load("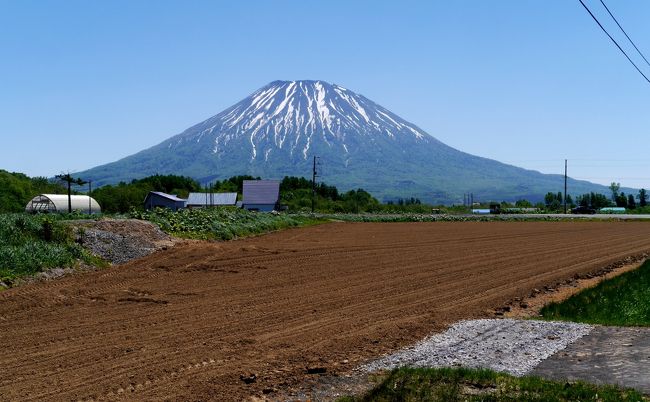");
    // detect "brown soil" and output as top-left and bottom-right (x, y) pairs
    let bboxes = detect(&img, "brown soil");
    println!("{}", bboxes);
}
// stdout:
(2, 221), (650, 401)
